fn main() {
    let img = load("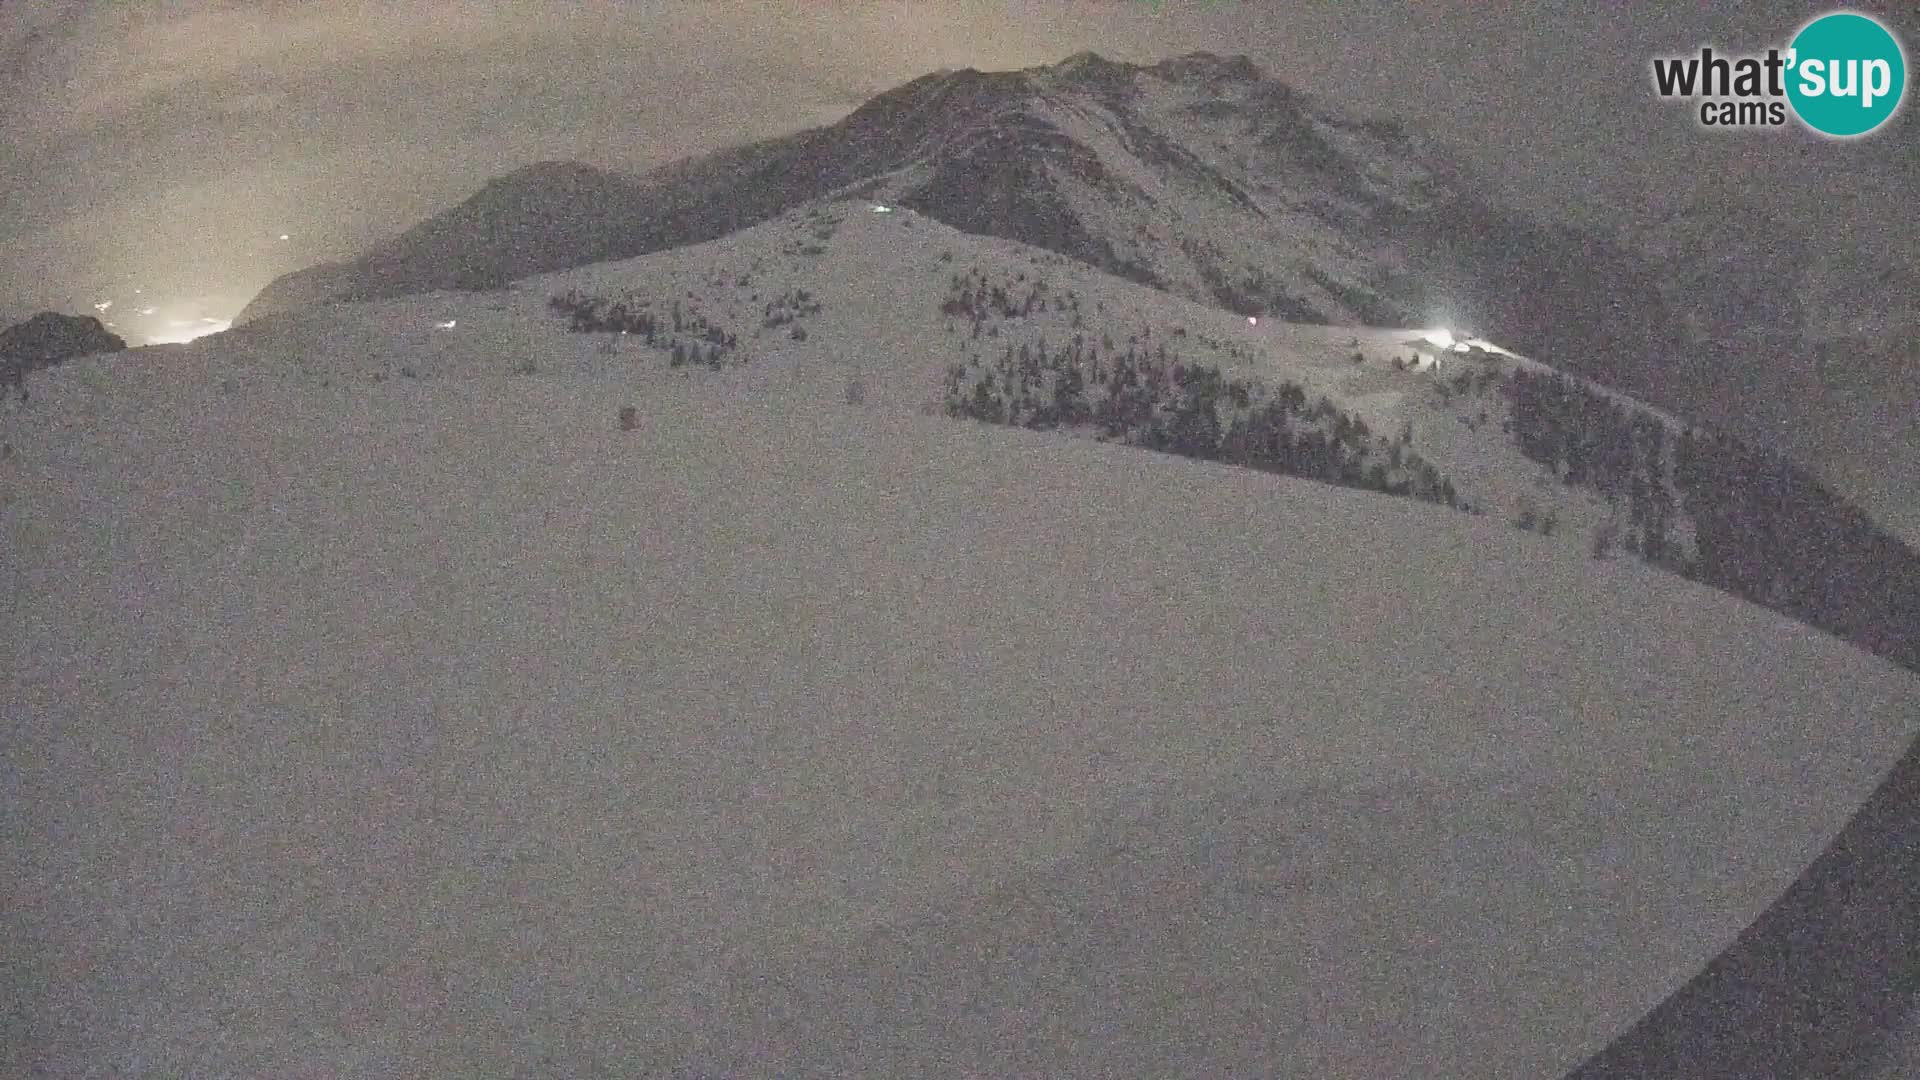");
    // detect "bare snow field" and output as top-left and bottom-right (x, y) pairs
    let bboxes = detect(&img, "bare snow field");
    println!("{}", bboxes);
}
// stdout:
(4, 347), (1915, 1077)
